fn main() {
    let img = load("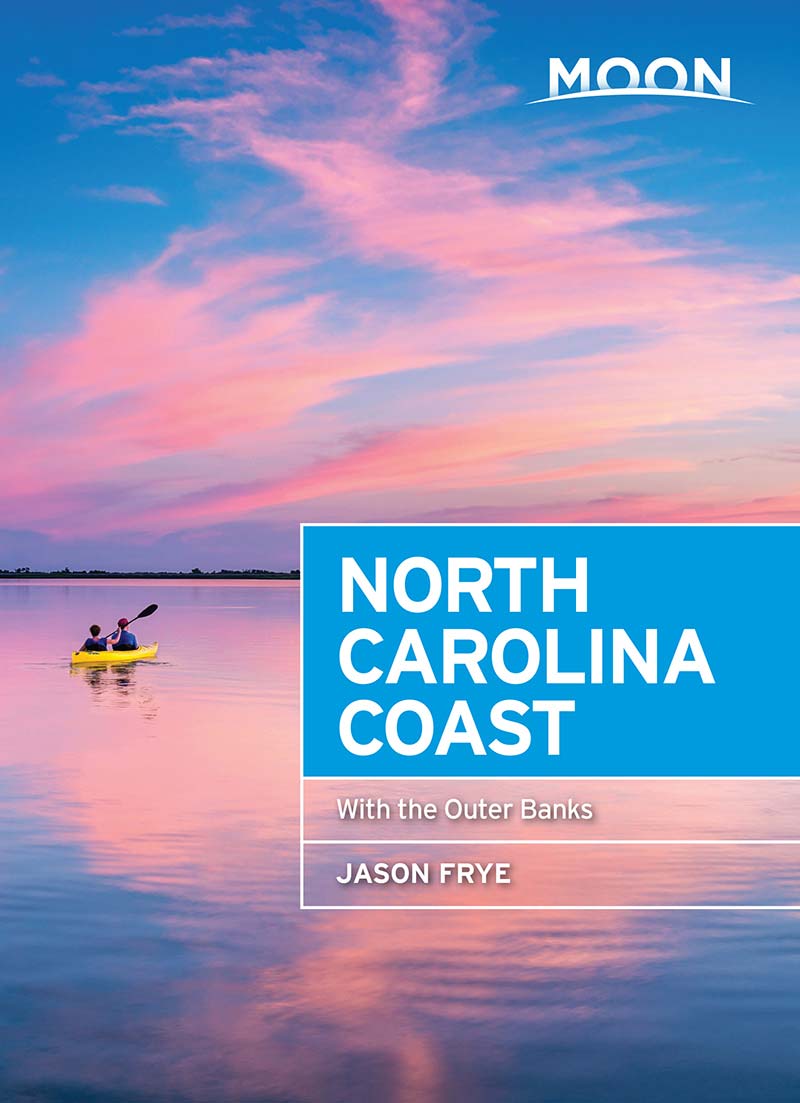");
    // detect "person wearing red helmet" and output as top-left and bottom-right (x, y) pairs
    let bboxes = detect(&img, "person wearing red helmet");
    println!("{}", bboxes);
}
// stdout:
(108, 617), (139, 652)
